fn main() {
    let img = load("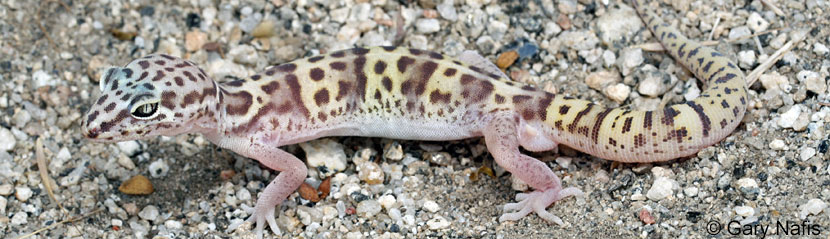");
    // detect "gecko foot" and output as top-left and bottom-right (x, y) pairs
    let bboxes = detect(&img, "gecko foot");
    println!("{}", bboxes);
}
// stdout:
(499, 186), (584, 225)
(227, 203), (280, 239)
